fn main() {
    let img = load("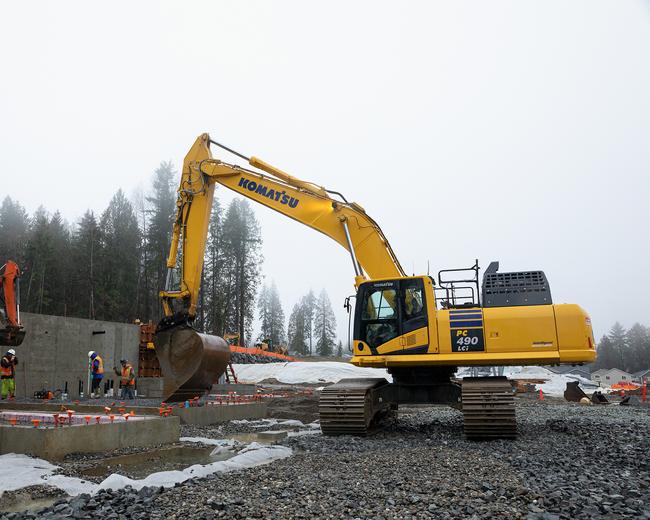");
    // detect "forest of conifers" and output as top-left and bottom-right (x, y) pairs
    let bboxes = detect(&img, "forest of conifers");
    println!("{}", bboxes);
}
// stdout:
(0, 162), (339, 353)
